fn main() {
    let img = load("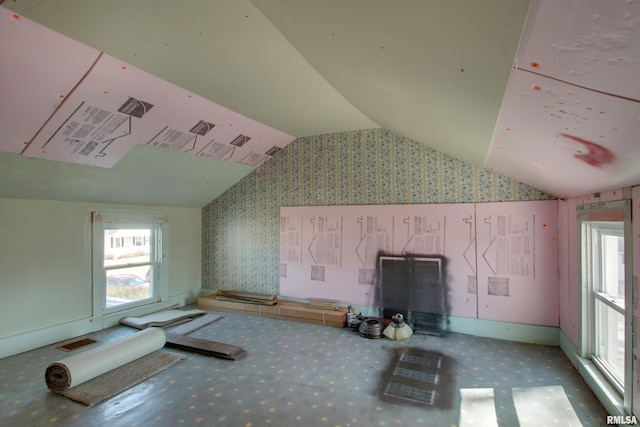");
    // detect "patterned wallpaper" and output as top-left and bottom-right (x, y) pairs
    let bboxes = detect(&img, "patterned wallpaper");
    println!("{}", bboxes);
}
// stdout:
(202, 128), (551, 294)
